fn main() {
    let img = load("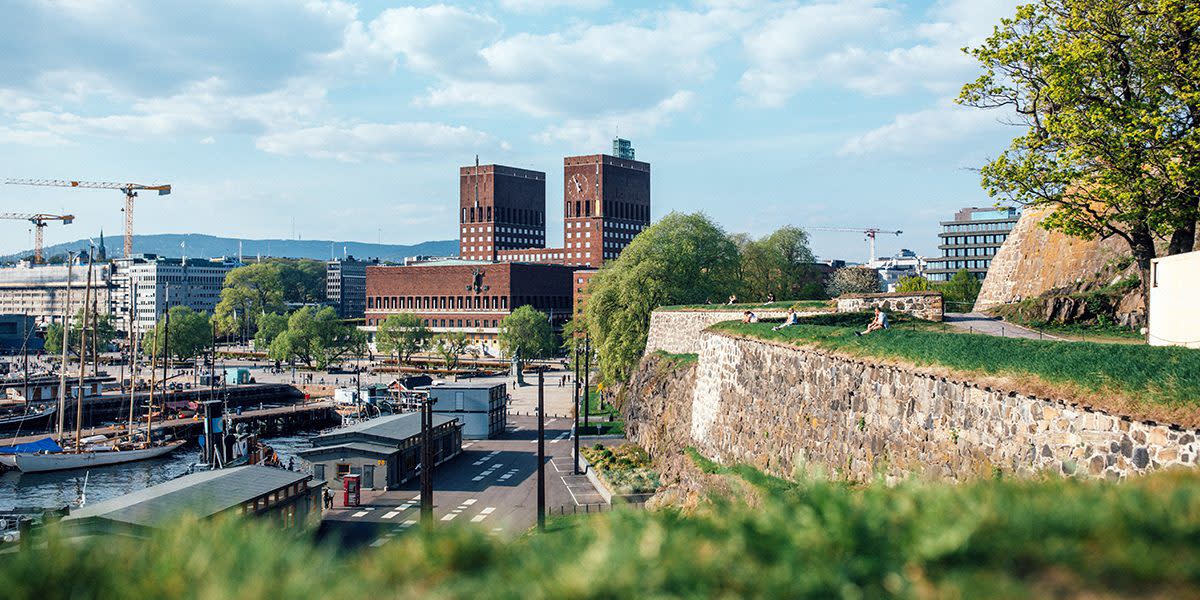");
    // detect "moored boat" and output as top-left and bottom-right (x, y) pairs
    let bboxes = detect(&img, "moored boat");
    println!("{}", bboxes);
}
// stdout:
(11, 439), (185, 473)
